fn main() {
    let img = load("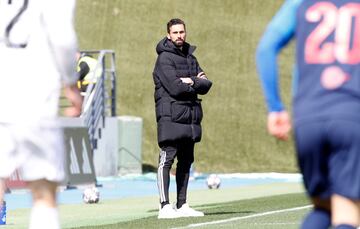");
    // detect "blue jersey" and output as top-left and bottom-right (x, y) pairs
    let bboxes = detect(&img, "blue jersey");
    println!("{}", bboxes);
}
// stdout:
(257, 0), (360, 124)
